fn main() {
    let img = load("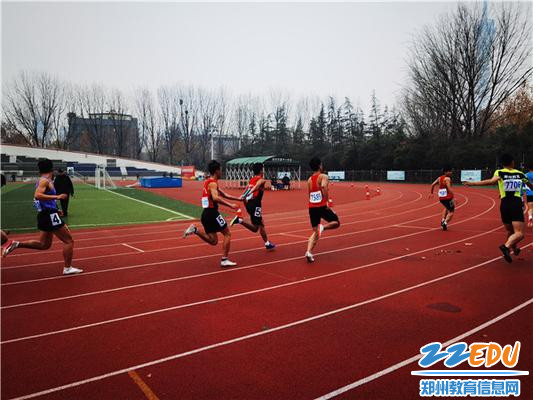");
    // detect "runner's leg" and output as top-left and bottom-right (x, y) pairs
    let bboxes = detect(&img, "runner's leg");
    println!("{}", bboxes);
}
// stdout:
(505, 221), (524, 250)
(17, 231), (53, 251)
(221, 227), (231, 258)
(52, 225), (74, 268)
